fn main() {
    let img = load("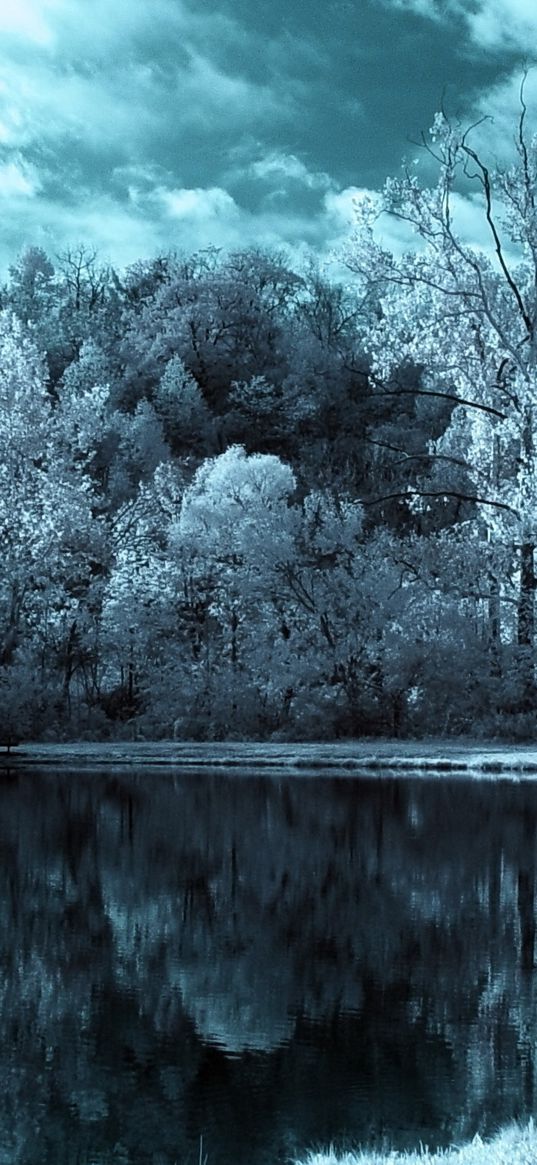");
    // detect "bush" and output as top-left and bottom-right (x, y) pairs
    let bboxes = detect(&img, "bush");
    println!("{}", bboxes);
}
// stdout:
(0, 657), (49, 749)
